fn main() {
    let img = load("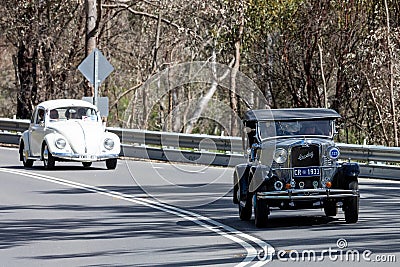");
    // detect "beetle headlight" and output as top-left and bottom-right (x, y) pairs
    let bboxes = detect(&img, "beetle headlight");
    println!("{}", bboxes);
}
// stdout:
(327, 146), (340, 160)
(273, 148), (287, 164)
(104, 138), (114, 150)
(55, 138), (66, 149)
